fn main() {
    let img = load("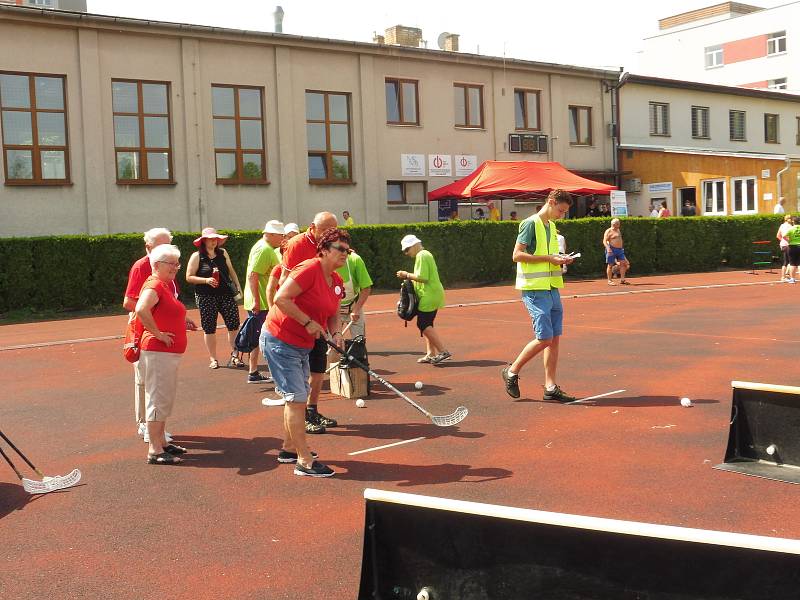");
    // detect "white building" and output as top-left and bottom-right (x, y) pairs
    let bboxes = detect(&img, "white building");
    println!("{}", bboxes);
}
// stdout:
(638, 2), (799, 92)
